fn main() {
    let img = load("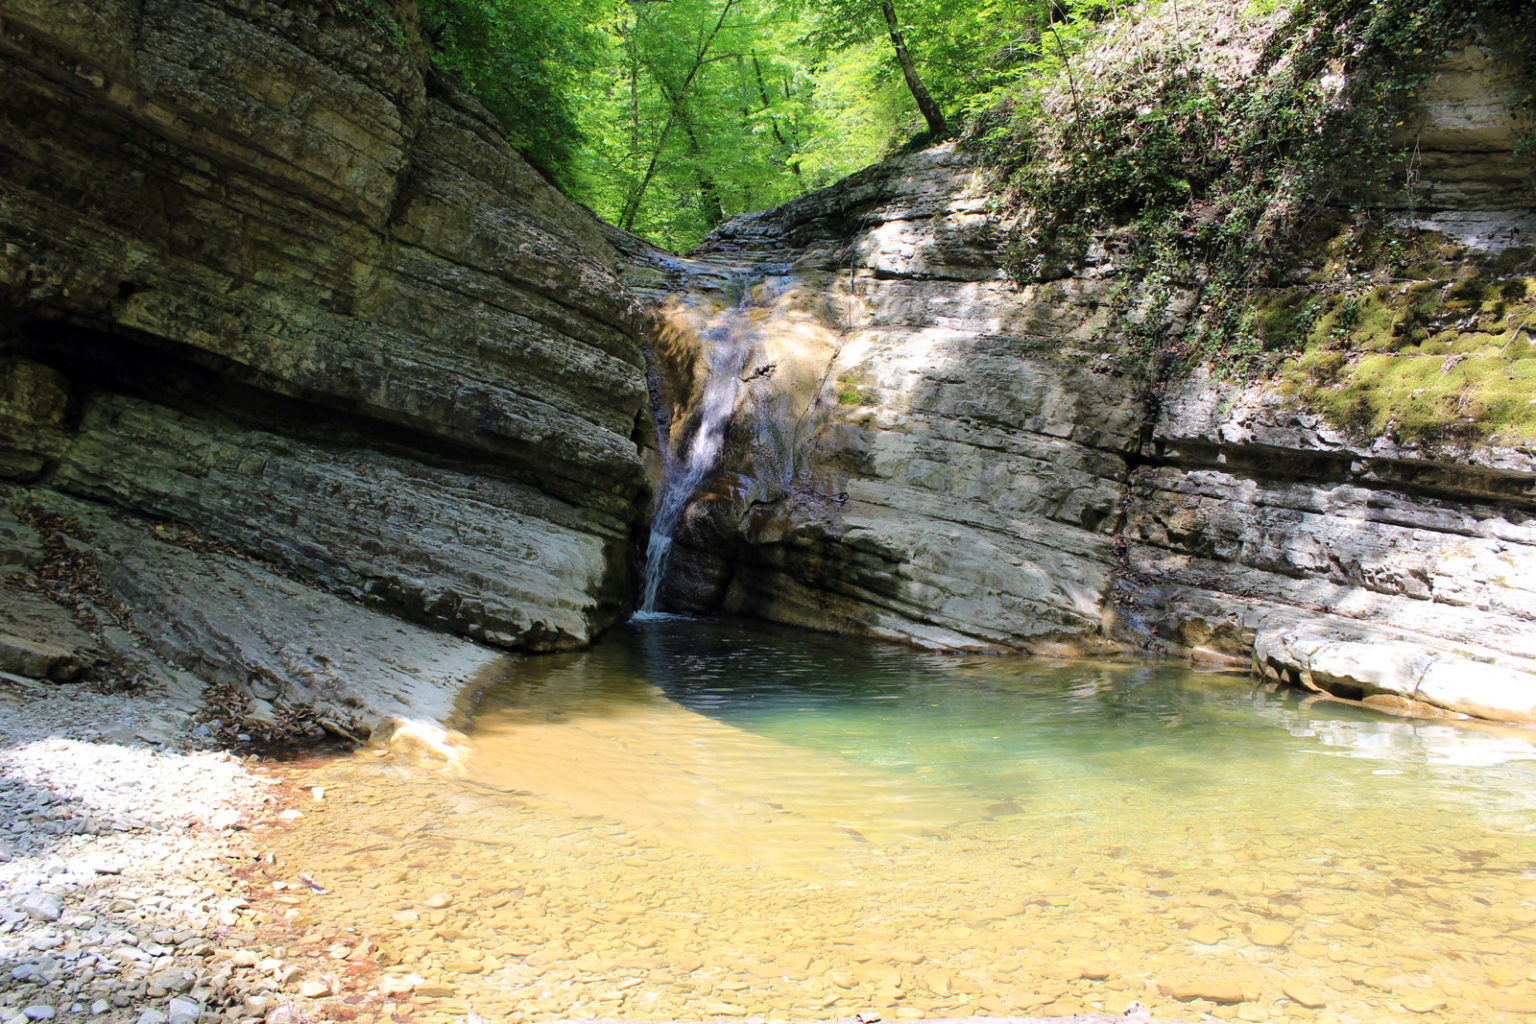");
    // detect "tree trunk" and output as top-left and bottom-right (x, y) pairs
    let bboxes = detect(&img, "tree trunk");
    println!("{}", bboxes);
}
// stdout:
(880, 0), (946, 137)
(681, 116), (725, 228)
(618, 0), (738, 231)
(753, 53), (802, 181)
